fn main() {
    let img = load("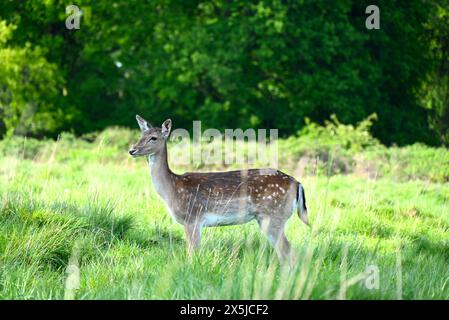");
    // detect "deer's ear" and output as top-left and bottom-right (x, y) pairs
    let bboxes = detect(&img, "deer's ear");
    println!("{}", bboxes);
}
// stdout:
(161, 119), (172, 137)
(136, 115), (151, 132)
